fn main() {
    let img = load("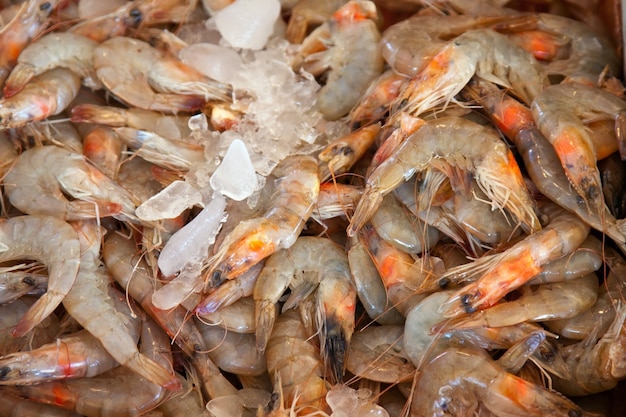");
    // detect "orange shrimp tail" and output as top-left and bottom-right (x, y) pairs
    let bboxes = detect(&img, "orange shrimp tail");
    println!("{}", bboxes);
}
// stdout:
(67, 201), (122, 220)
(331, 0), (378, 25)
(71, 104), (125, 126)
(130, 353), (181, 391)
(3, 66), (35, 98)
(12, 292), (64, 338)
